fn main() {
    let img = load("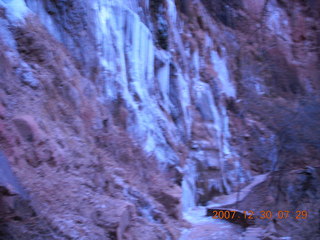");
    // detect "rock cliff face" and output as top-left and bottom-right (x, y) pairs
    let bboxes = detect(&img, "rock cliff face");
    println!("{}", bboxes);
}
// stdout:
(0, 0), (319, 239)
